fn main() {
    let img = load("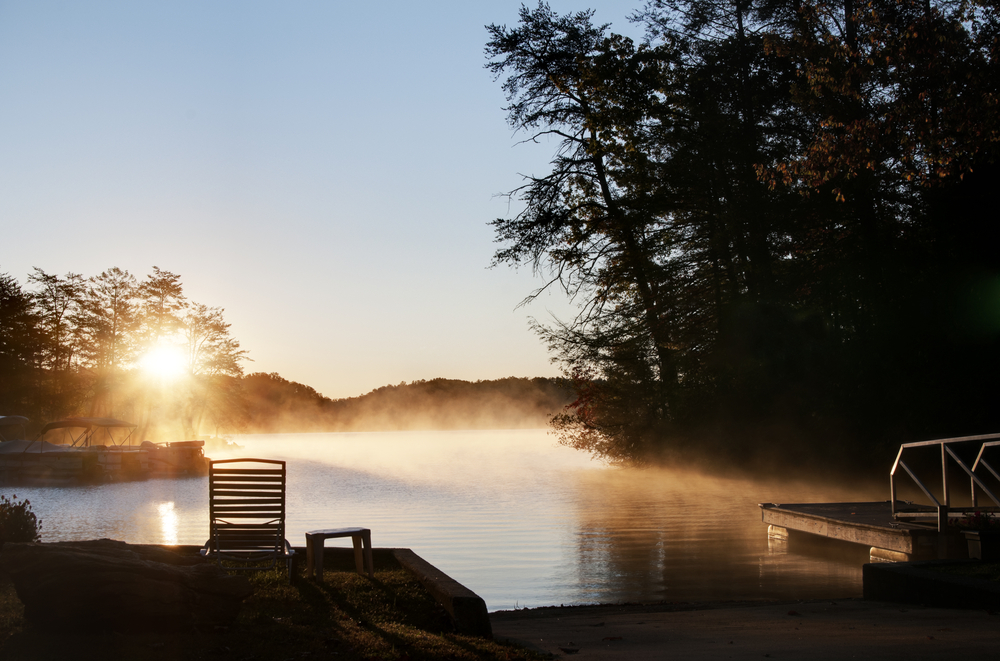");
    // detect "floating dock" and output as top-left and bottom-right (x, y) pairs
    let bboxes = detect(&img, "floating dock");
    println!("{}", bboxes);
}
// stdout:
(759, 501), (967, 561)
(761, 434), (1000, 562)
